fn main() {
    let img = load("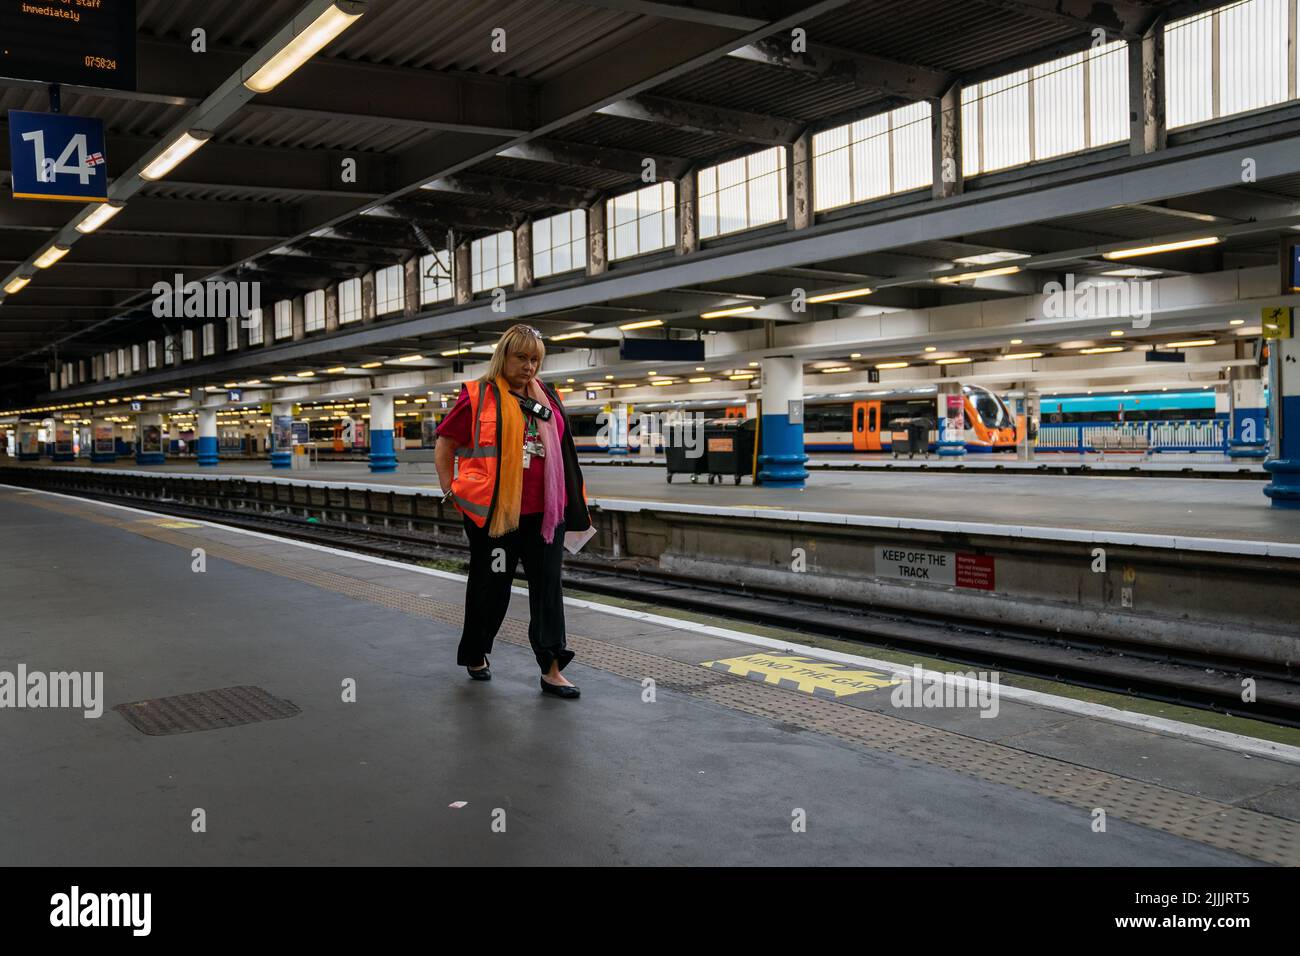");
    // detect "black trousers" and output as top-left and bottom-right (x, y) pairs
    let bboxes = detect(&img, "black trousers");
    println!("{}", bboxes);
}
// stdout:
(457, 513), (574, 674)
